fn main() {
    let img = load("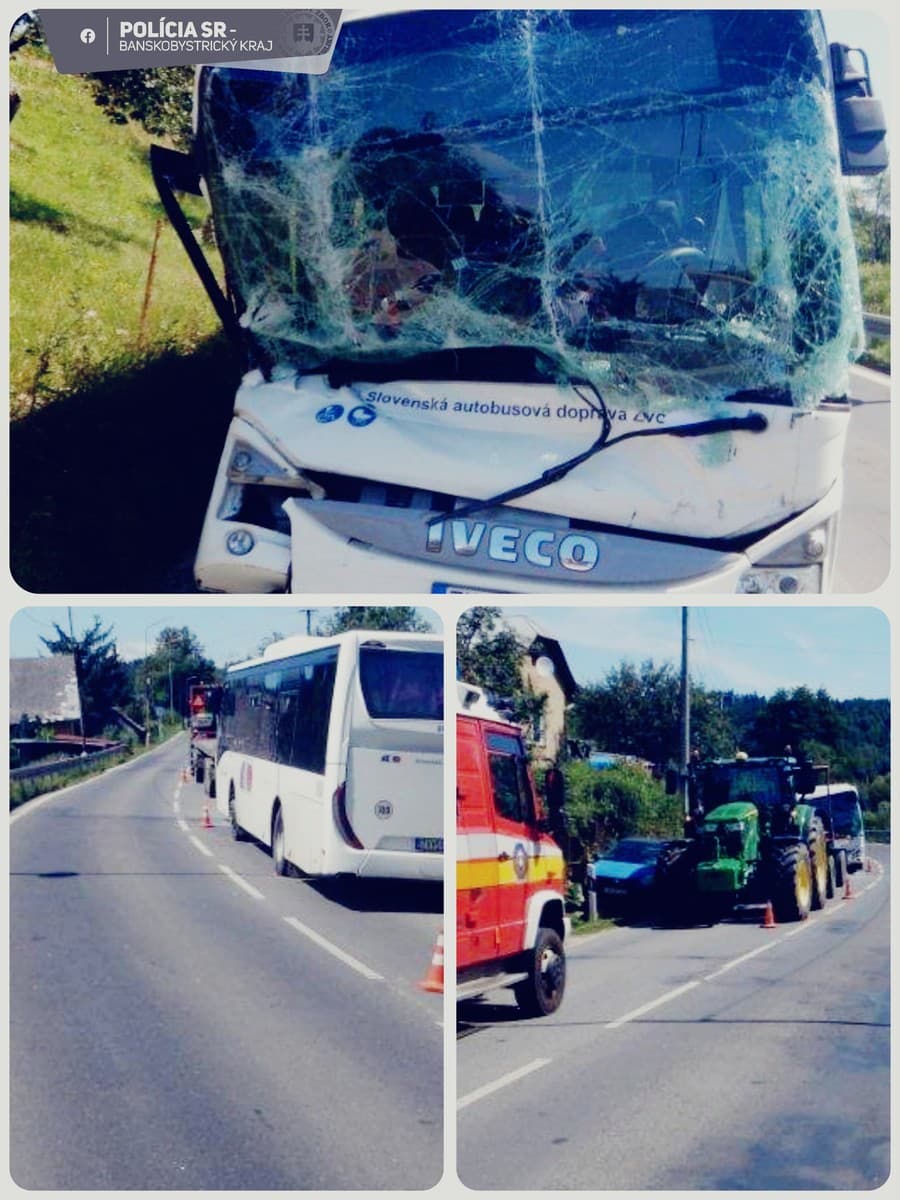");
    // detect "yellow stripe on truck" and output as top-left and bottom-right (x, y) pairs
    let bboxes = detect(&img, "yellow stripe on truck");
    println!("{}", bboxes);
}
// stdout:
(457, 855), (565, 890)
